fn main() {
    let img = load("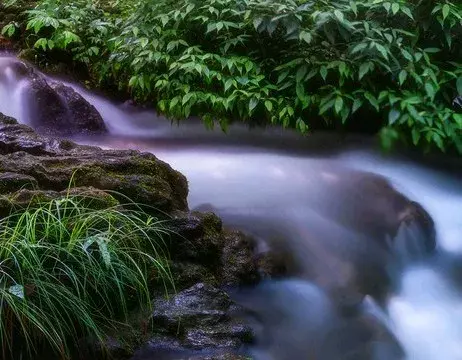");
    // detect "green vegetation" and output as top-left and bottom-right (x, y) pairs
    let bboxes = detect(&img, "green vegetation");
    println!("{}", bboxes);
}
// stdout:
(2, 0), (462, 153)
(0, 191), (172, 358)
